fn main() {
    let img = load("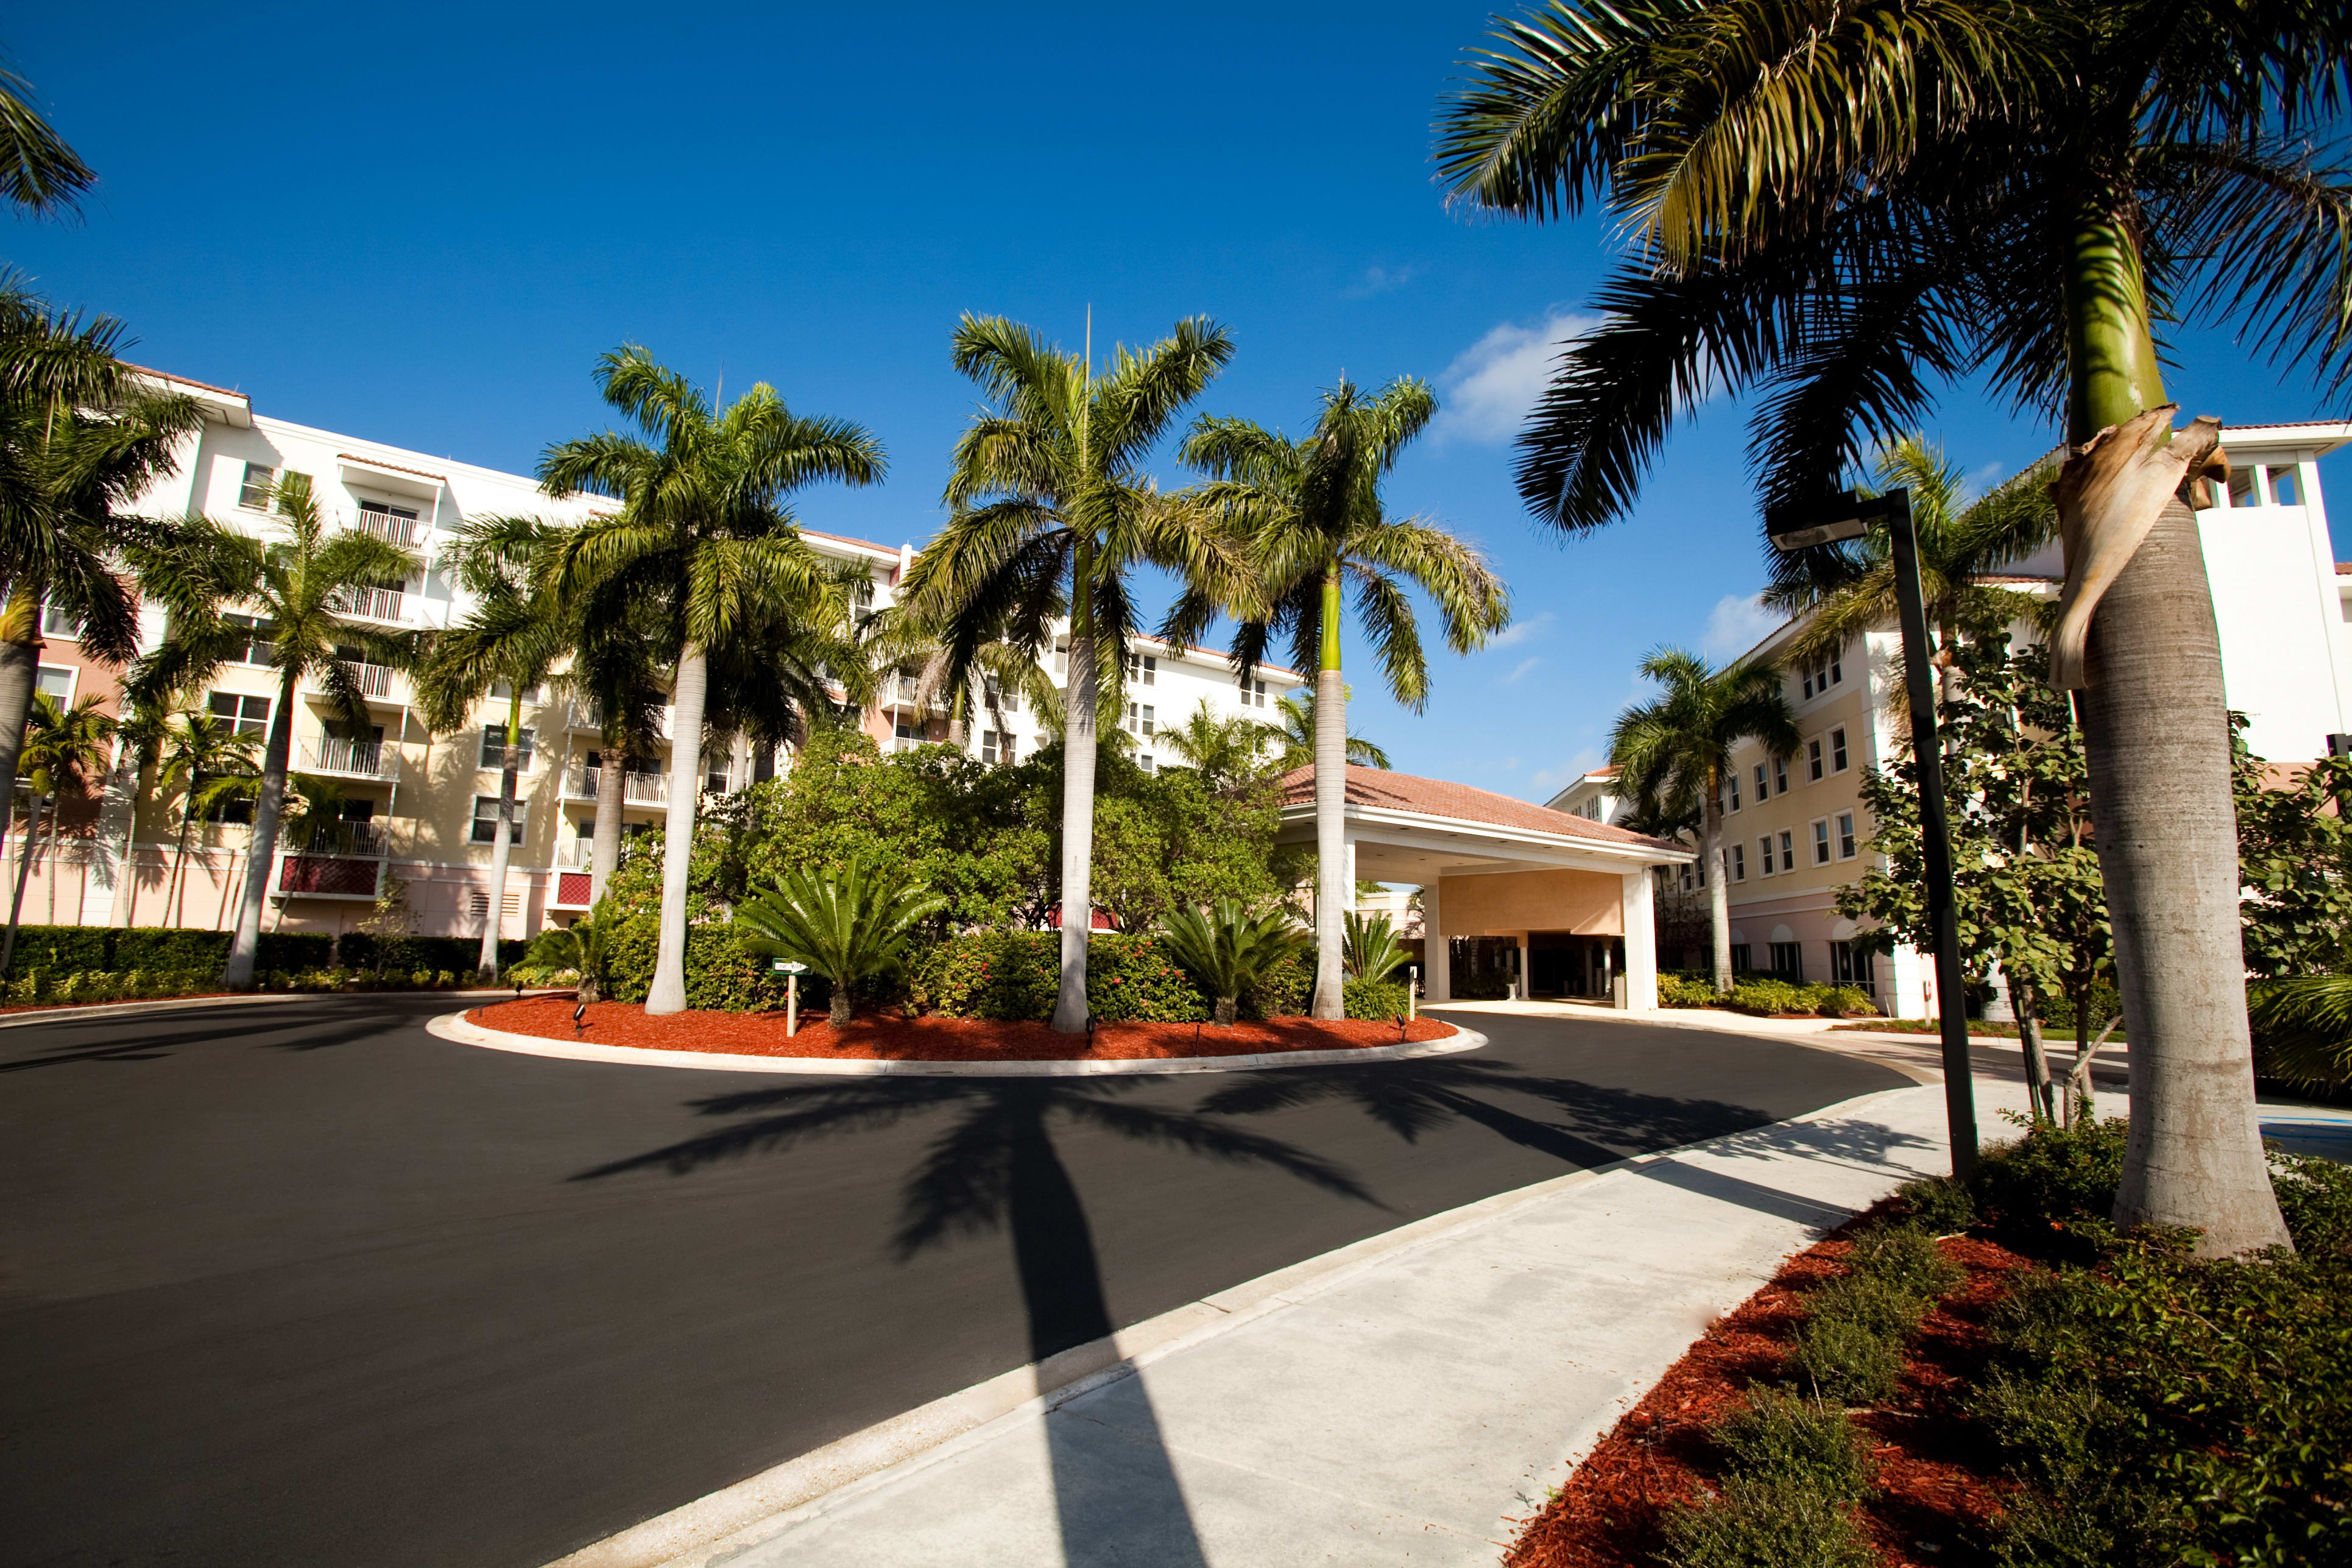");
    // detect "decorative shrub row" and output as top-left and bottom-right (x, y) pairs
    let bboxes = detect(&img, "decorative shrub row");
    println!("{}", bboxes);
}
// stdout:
(906, 930), (1214, 1023)
(4, 925), (336, 975)
(602, 918), (816, 1014)
(1341, 977), (1410, 1020)
(2, 965), (478, 1006)
(337, 933), (531, 975)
